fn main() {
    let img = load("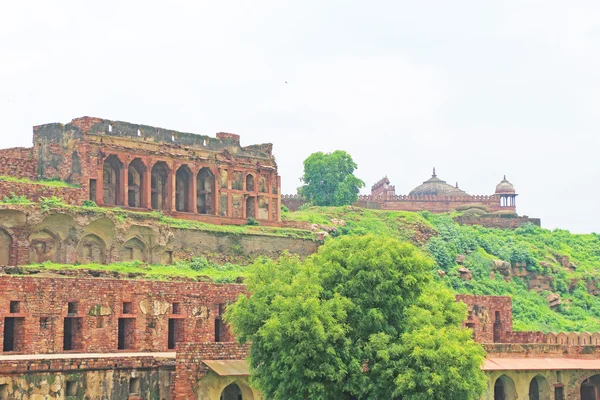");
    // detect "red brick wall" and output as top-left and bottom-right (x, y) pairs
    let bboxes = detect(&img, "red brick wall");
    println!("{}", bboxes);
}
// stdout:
(0, 276), (246, 355)
(457, 295), (514, 343)
(173, 342), (249, 400)
(0, 181), (87, 204)
(0, 148), (35, 178)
